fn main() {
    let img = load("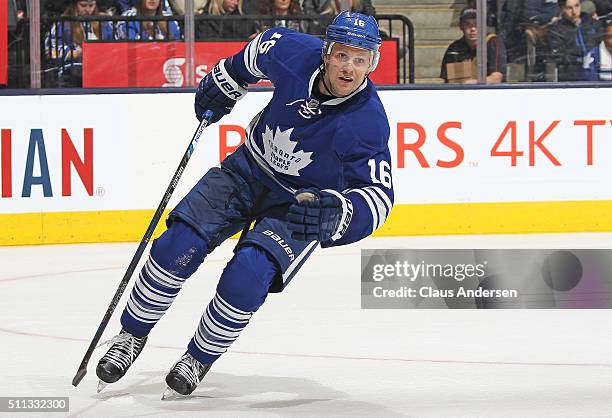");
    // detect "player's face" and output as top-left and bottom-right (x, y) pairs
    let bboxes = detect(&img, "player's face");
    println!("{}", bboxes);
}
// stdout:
(323, 43), (371, 97)
(76, 0), (97, 15)
(561, 0), (581, 23)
